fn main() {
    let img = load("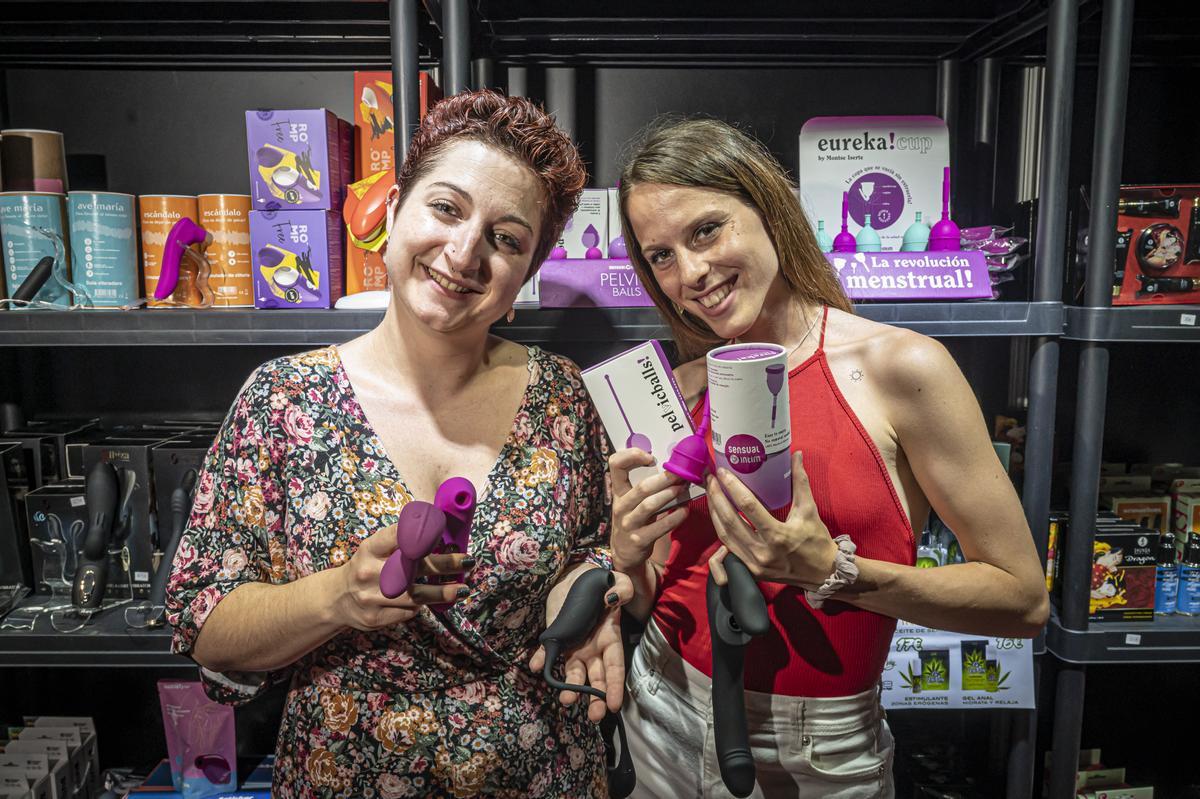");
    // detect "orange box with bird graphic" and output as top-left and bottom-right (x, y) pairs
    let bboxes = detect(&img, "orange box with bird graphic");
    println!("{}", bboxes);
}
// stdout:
(353, 72), (442, 181)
